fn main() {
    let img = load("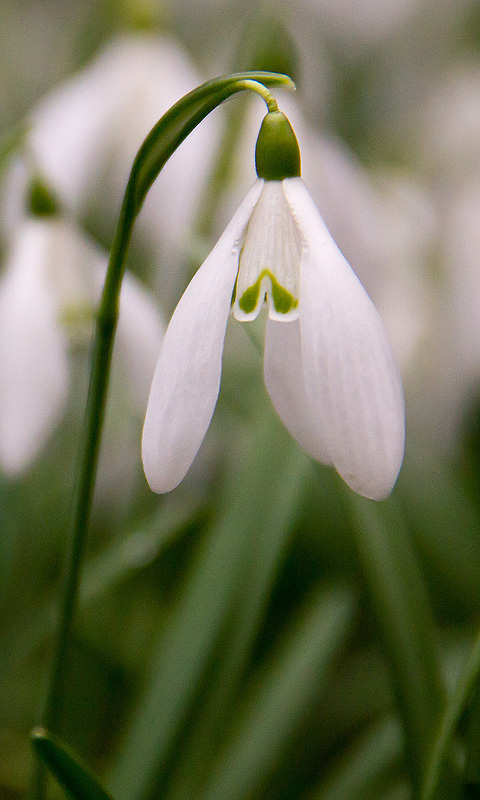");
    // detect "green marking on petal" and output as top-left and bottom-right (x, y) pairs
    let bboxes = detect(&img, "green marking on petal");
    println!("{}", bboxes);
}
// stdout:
(238, 268), (298, 315)
(239, 280), (262, 313)
(270, 275), (298, 314)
